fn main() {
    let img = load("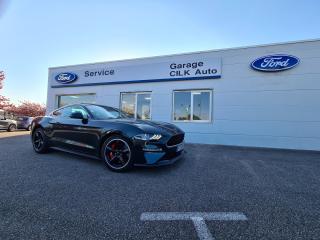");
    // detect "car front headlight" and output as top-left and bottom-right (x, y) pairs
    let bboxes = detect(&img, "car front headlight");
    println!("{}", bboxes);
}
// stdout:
(134, 133), (162, 141)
